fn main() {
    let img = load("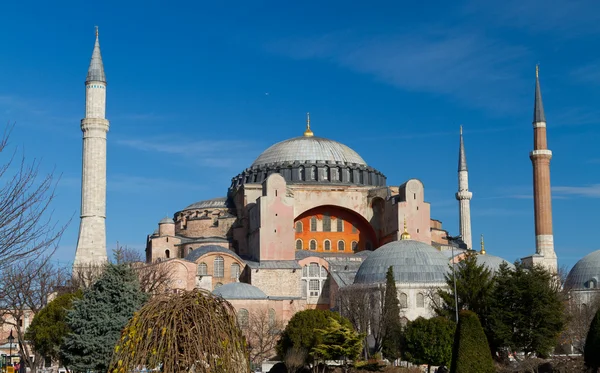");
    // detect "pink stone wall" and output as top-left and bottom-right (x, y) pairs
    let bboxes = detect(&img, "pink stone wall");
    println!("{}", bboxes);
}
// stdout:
(258, 174), (295, 261)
